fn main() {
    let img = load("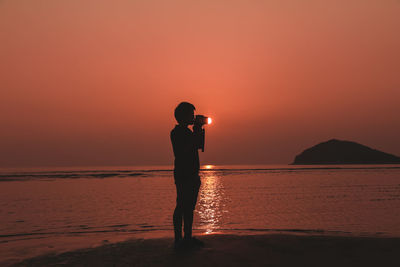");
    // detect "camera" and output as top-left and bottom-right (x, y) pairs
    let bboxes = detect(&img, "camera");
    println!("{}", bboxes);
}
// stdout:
(194, 115), (212, 152)
(194, 115), (212, 126)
